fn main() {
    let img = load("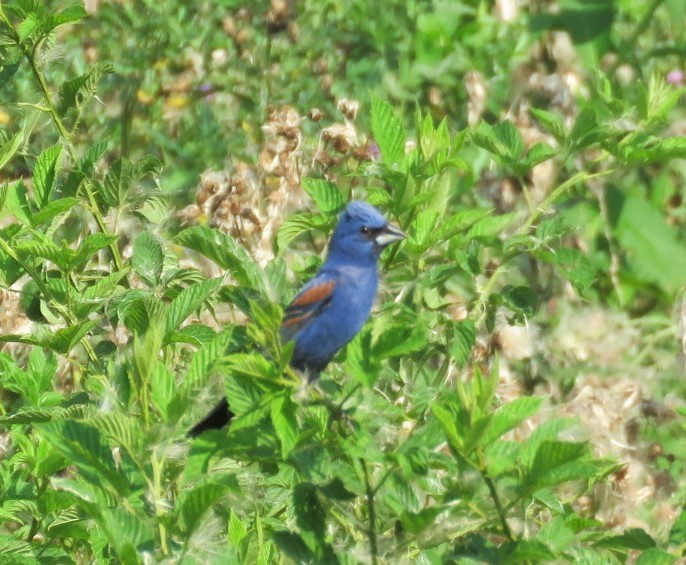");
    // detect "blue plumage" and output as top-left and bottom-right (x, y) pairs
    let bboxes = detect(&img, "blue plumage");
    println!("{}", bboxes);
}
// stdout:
(188, 201), (404, 436)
